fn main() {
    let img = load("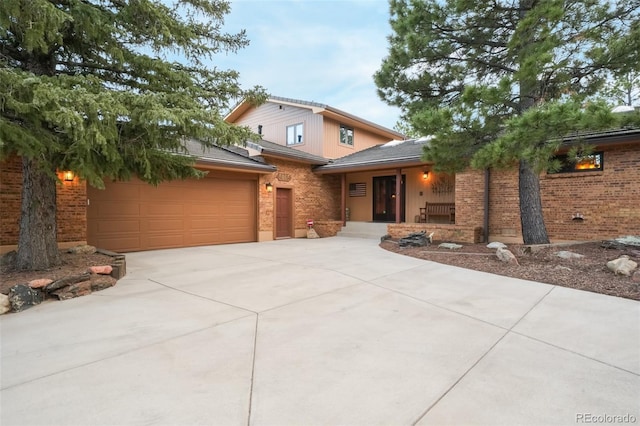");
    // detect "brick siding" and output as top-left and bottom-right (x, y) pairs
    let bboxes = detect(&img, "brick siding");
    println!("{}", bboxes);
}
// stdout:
(388, 223), (483, 243)
(485, 142), (640, 242)
(258, 158), (341, 235)
(1, 156), (87, 247)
